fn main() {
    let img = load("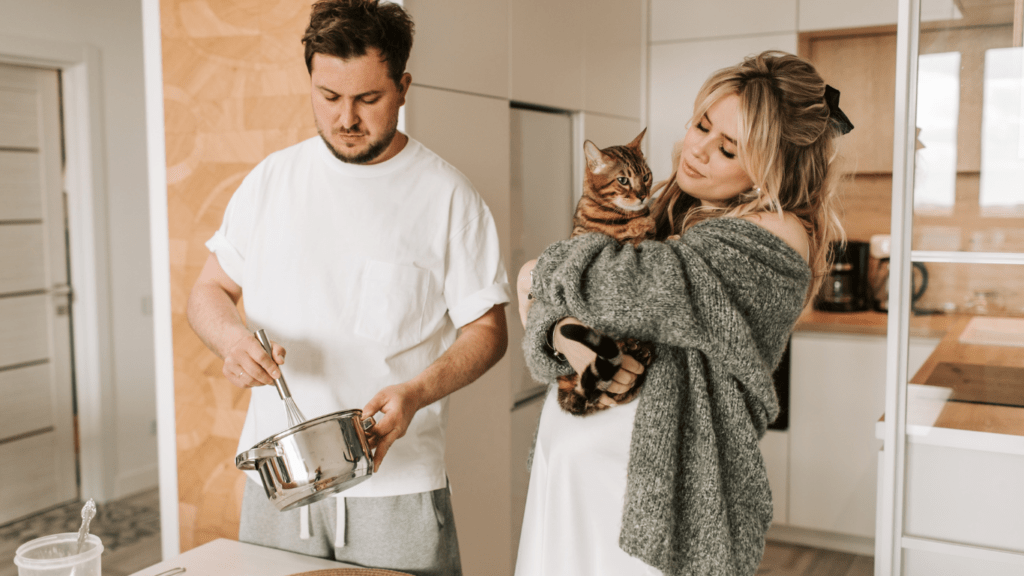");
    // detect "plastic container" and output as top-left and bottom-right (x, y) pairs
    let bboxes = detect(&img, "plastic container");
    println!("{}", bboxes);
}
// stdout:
(14, 533), (103, 576)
